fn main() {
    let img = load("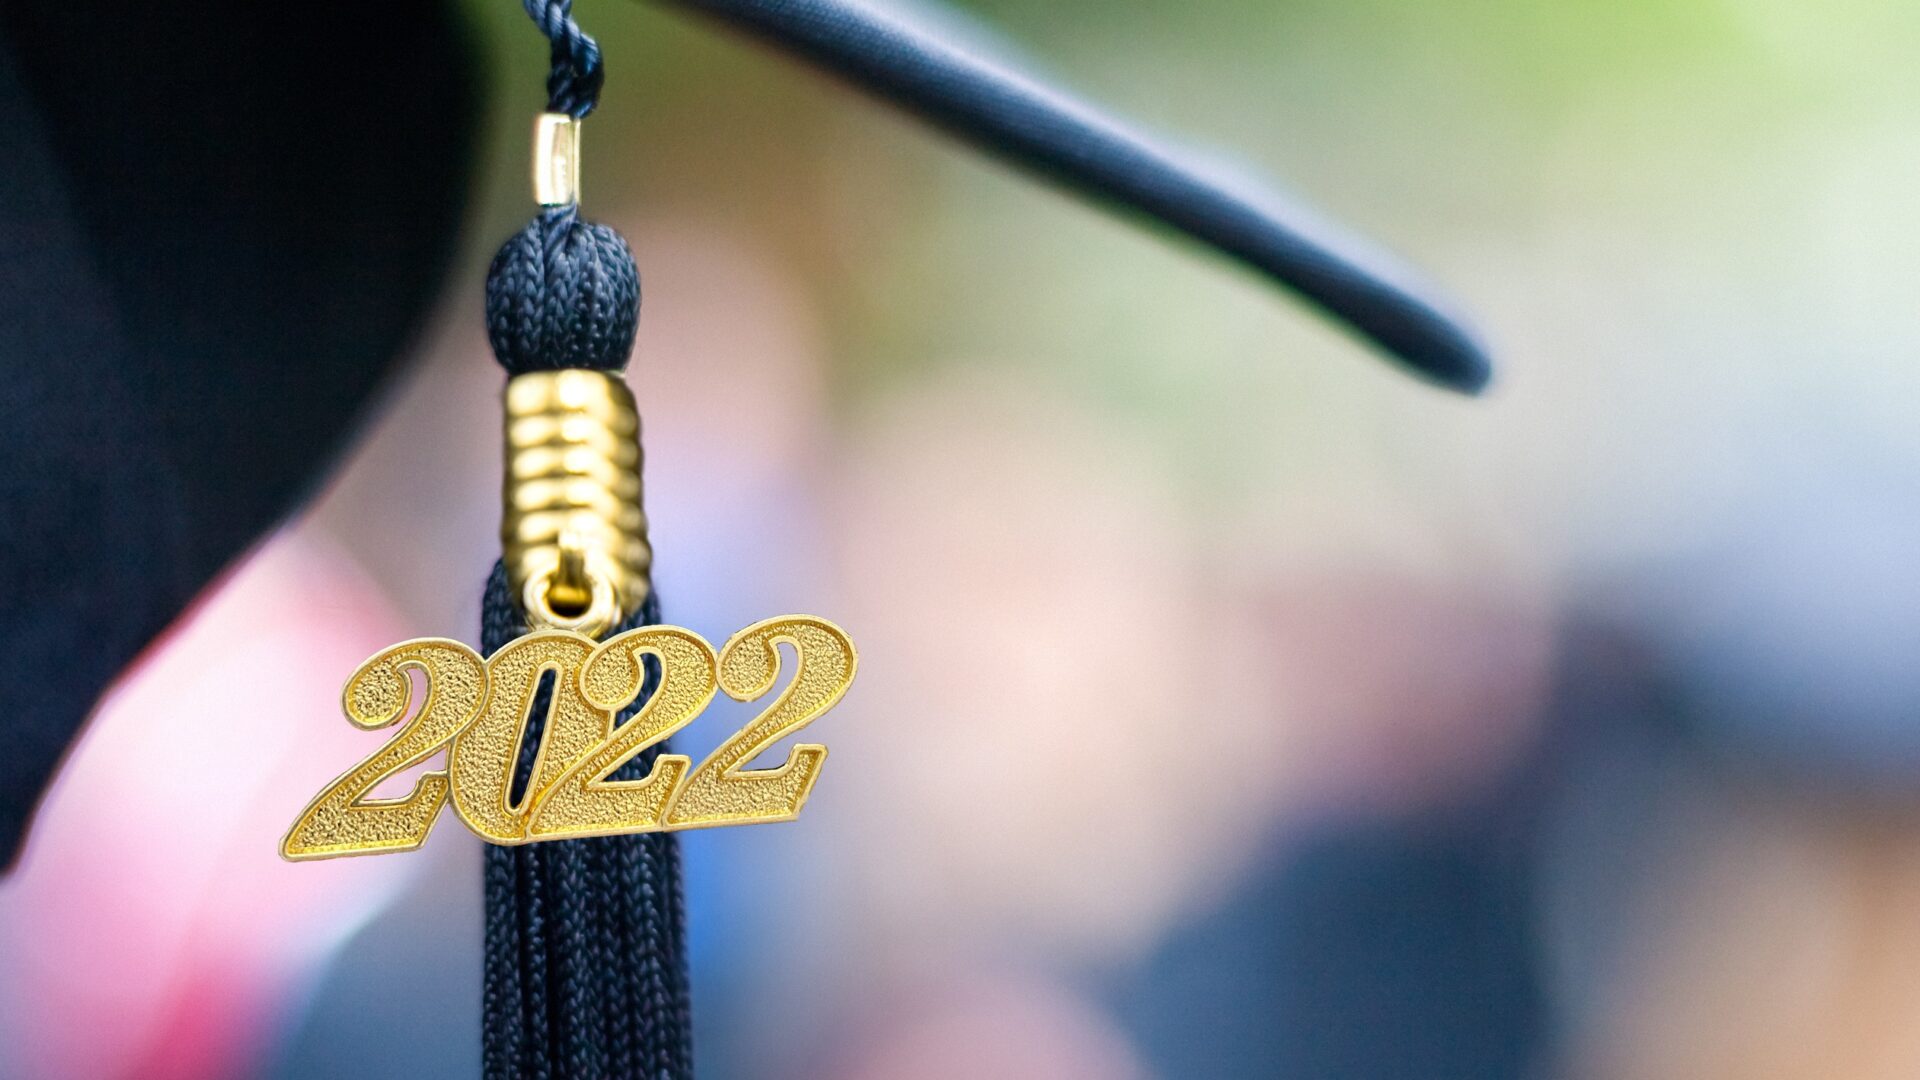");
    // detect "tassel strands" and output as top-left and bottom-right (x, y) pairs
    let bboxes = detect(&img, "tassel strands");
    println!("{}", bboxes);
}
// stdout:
(482, 3), (692, 1074)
